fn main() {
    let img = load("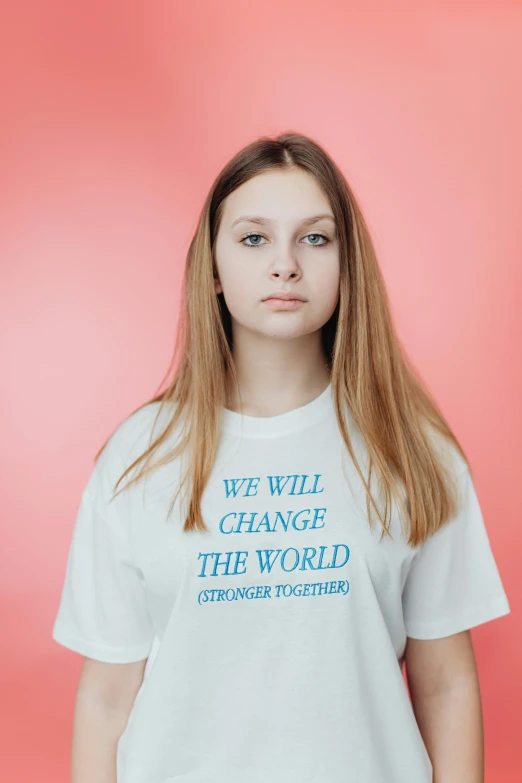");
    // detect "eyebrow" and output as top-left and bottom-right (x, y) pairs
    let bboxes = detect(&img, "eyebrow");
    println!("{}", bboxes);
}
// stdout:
(231, 213), (336, 228)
